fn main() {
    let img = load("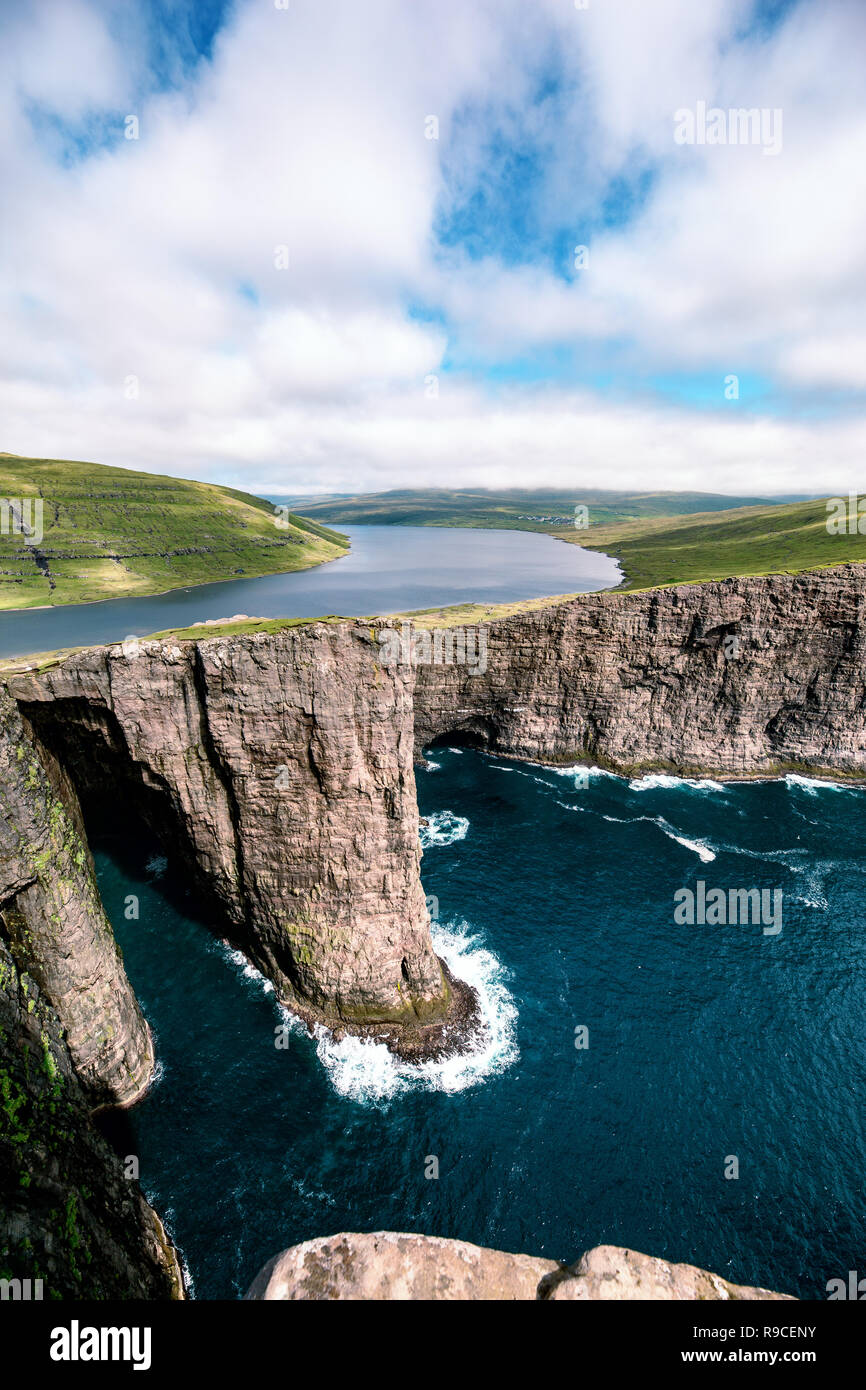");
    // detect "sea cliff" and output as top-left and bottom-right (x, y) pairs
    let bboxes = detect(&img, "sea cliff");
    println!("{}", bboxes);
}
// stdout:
(413, 566), (866, 776)
(3, 563), (866, 1298)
